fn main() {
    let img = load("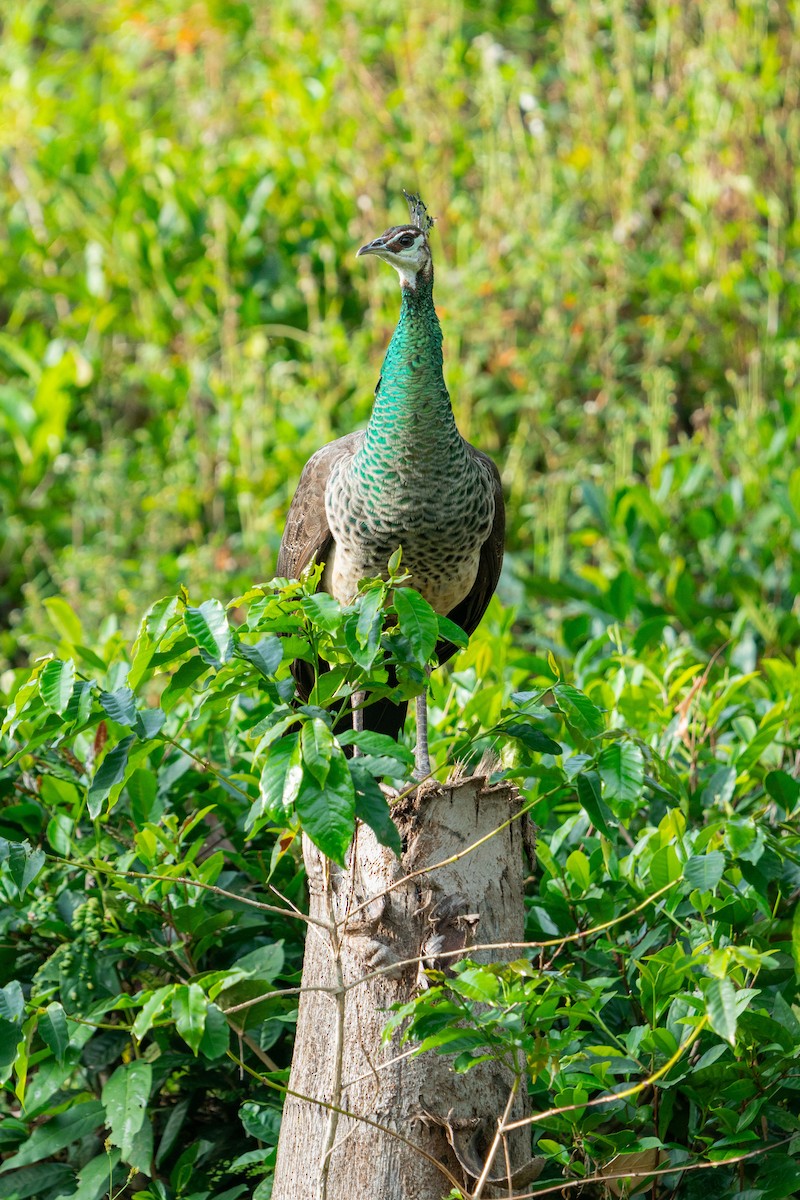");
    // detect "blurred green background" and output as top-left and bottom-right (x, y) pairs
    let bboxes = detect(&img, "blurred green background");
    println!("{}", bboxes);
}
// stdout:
(2, 0), (798, 668)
